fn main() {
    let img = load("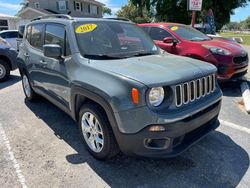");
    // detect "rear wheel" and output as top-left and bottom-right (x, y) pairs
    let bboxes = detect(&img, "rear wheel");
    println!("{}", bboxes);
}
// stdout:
(79, 104), (119, 160)
(0, 60), (10, 82)
(21, 73), (40, 102)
